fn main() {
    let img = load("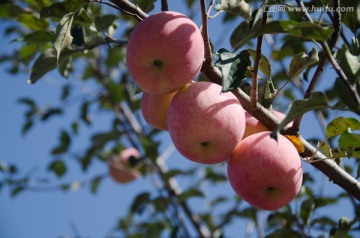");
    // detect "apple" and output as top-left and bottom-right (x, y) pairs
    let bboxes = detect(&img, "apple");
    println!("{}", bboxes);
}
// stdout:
(227, 131), (303, 210)
(243, 110), (291, 138)
(126, 11), (204, 94)
(141, 90), (178, 130)
(108, 148), (142, 184)
(167, 81), (246, 164)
